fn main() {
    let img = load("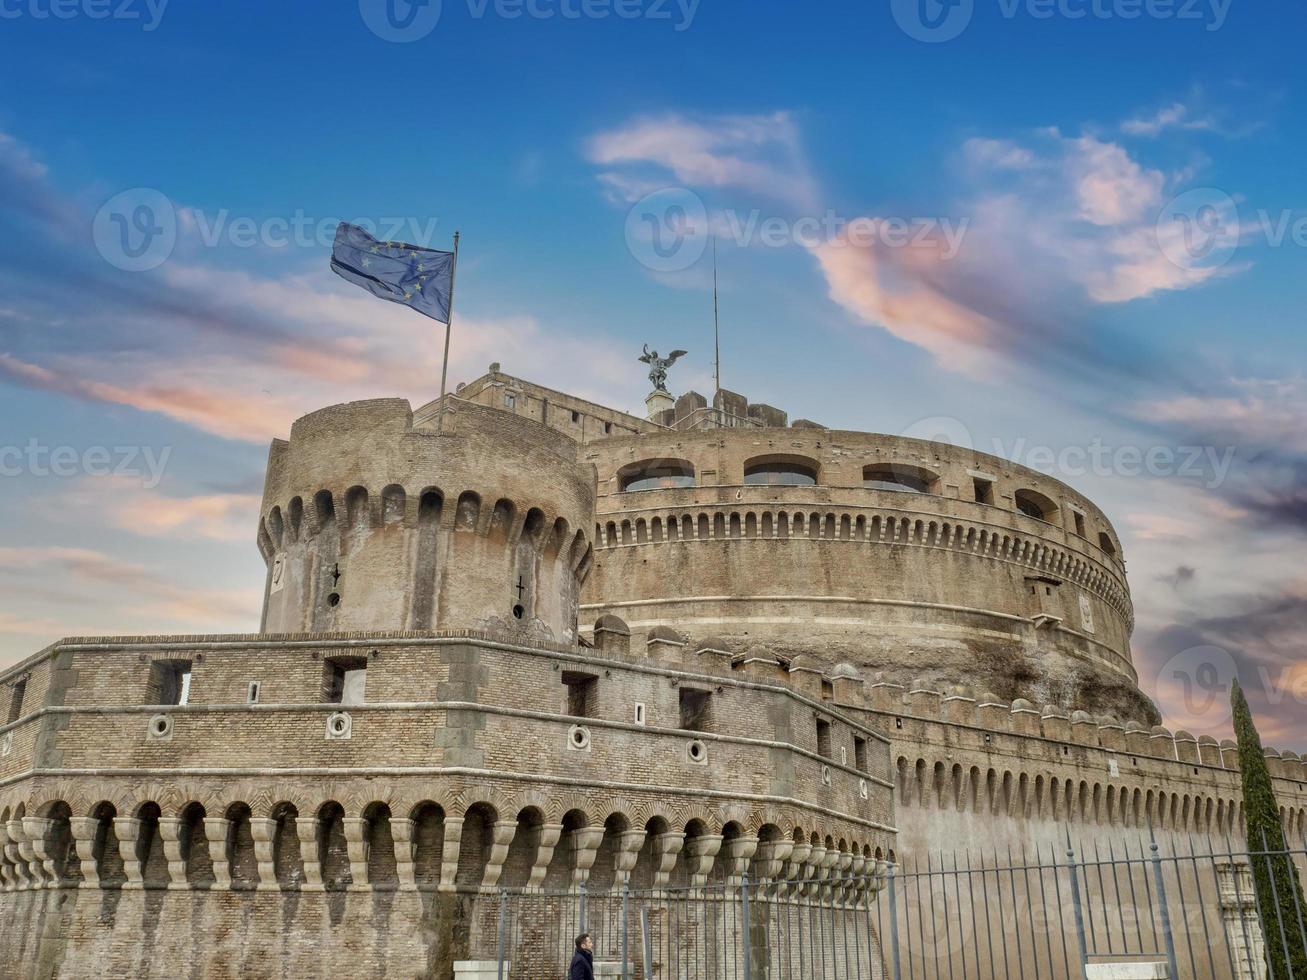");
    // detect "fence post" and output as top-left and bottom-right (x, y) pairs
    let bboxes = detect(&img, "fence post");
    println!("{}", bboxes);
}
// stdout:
(496, 887), (507, 980)
(580, 884), (588, 934)
(1148, 829), (1180, 980)
(741, 870), (753, 980)
(640, 907), (653, 980)
(887, 862), (902, 980)
(1066, 833), (1089, 979)
(621, 880), (630, 980)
